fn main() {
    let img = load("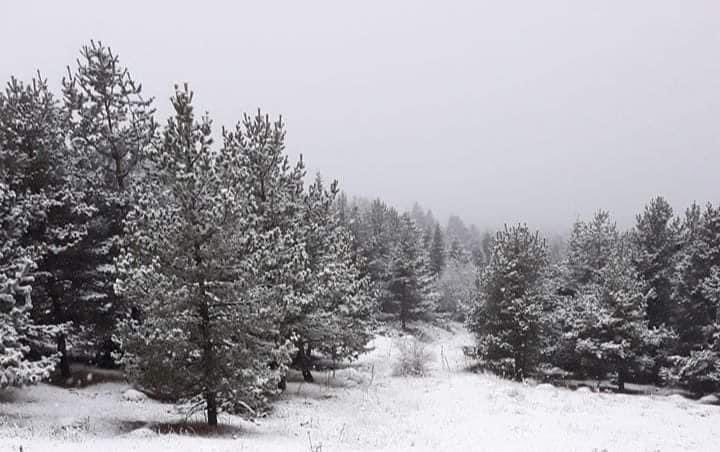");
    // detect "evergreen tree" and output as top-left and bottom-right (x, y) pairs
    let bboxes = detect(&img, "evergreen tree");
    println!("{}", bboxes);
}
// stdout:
(446, 215), (470, 248)
(116, 86), (291, 425)
(222, 110), (312, 381)
(468, 225), (485, 267)
(559, 241), (664, 391)
(361, 200), (396, 312)
(631, 196), (681, 328)
(387, 213), (435, 329)
(480, 231), (495, 267)
(436, 258), (477, 318)
(448, 237), (469, 264)
(62, 41), (157, 360)
(0, 75), (91, 378)
(662, 203), (720, 394)
(429, 223), (445, 275)
(0, 258), (58, 388)
(0, 112), (64, 387)
(565, 210), (618, 289)
(671, 203), (720, 352)
(467, 224), (549, 381)
(553, 211), (670, 390)
(295, 175), (373, 380)
(63, 41), (156, 193)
